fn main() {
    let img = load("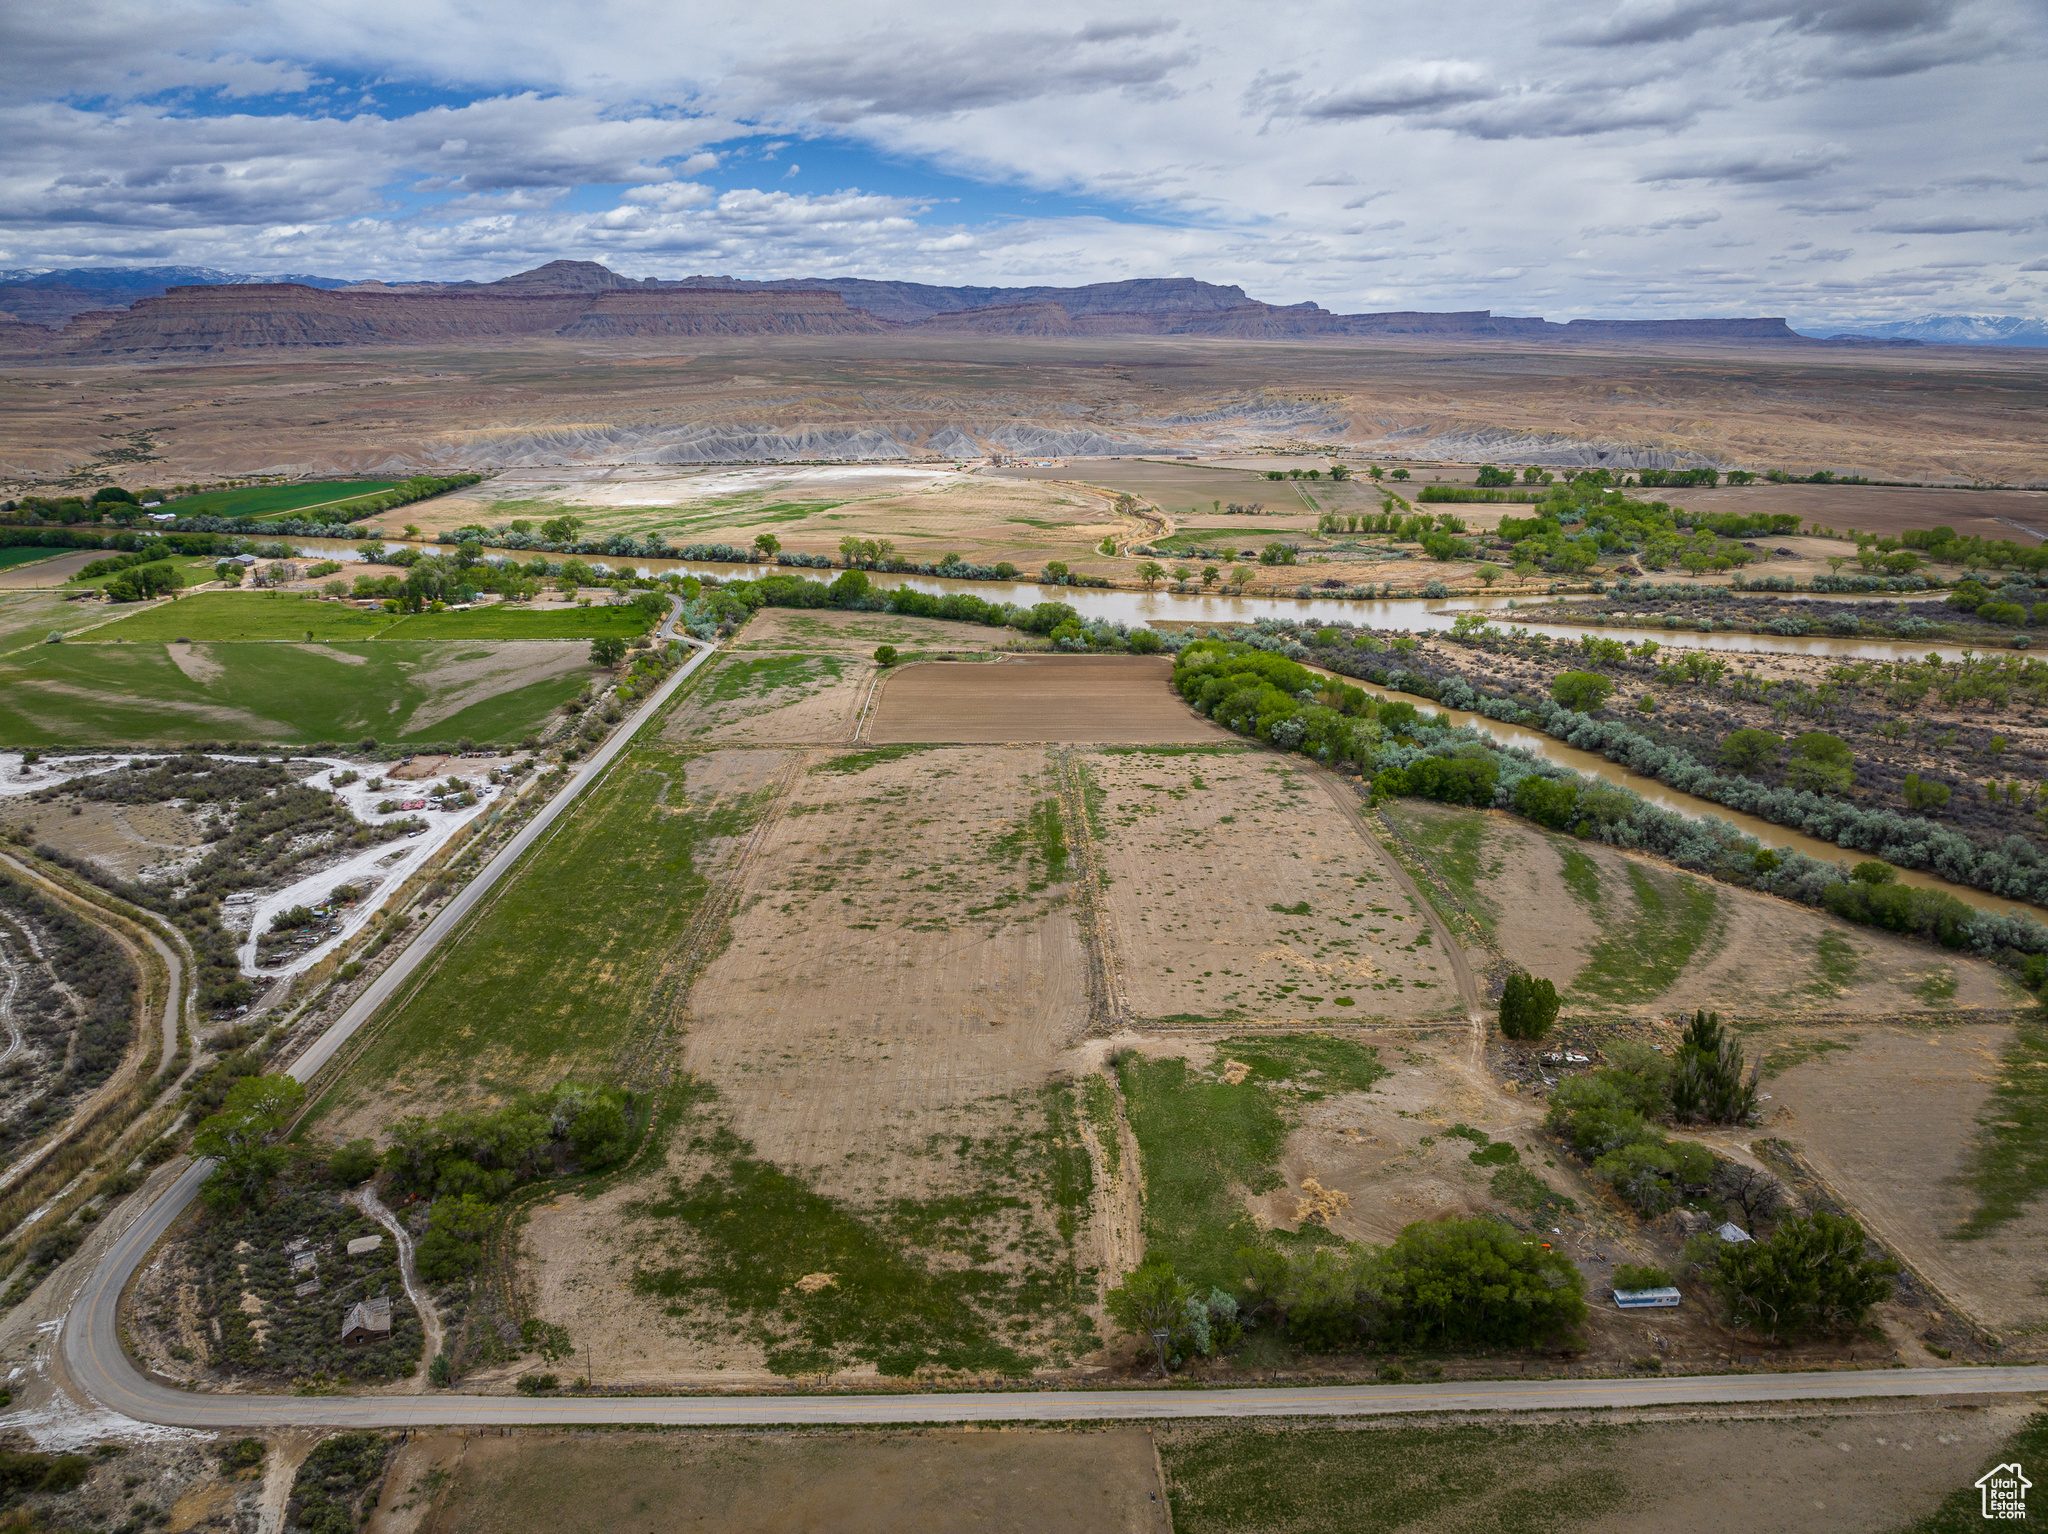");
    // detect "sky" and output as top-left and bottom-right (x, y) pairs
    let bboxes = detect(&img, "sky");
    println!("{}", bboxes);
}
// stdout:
(3, 0), (2044, 320)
